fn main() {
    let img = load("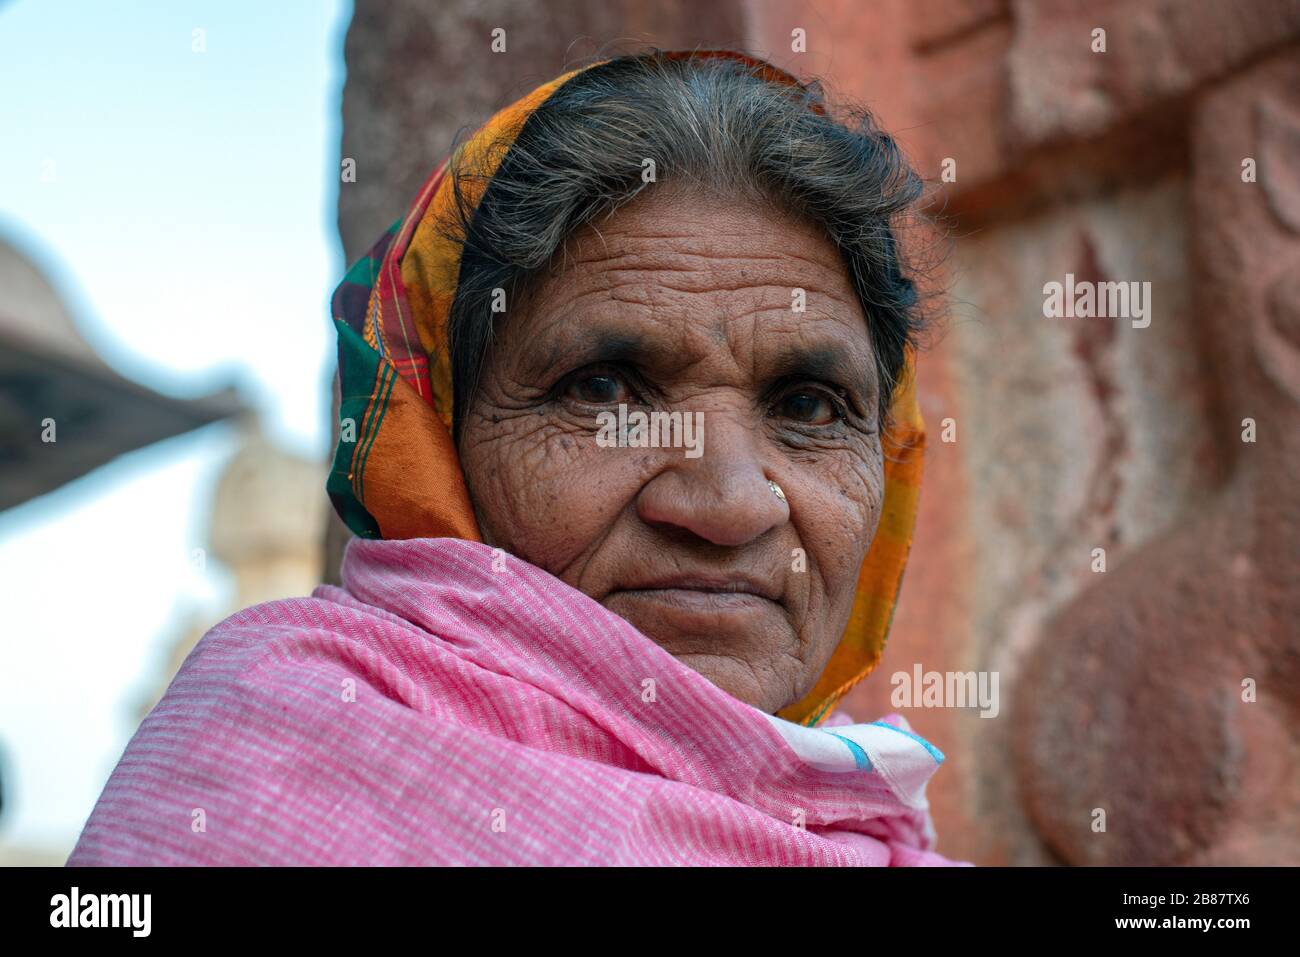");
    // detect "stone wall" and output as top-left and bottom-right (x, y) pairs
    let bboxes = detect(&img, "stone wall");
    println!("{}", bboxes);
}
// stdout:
(330, 0), (1300, 864)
